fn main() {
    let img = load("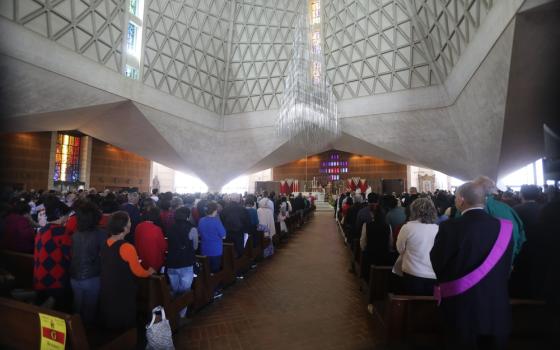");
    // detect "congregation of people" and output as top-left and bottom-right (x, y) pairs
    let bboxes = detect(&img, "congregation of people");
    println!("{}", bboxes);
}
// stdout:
(336, 177), (560, 349)
(0, 187), (315, 332)
(1, 177), (558, 349)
